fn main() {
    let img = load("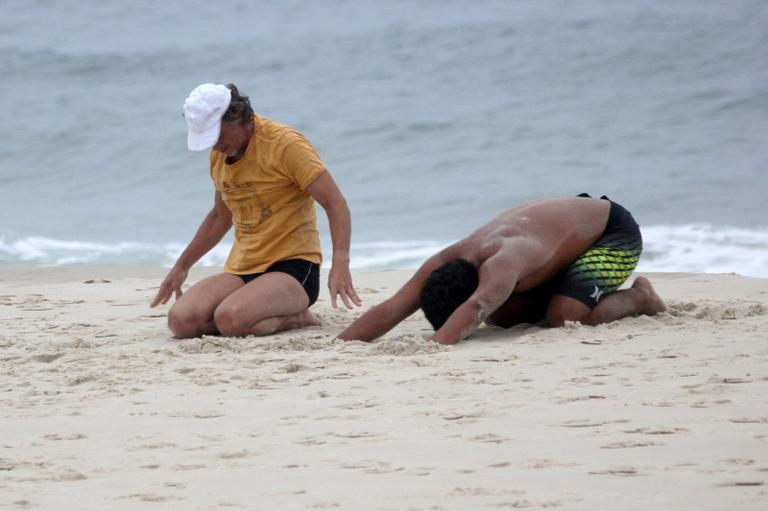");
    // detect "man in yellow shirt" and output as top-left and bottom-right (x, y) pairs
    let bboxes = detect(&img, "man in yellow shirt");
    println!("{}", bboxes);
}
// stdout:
(151, 83), (361, 338)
